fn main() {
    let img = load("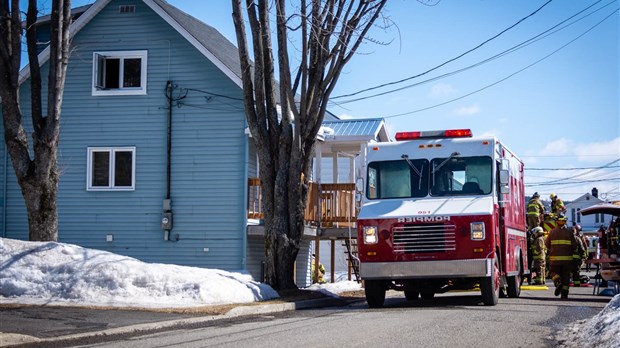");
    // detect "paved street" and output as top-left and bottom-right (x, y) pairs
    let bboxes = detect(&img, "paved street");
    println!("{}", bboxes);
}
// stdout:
(98, 286), (607, 348)
(2, 272), (611, 348)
